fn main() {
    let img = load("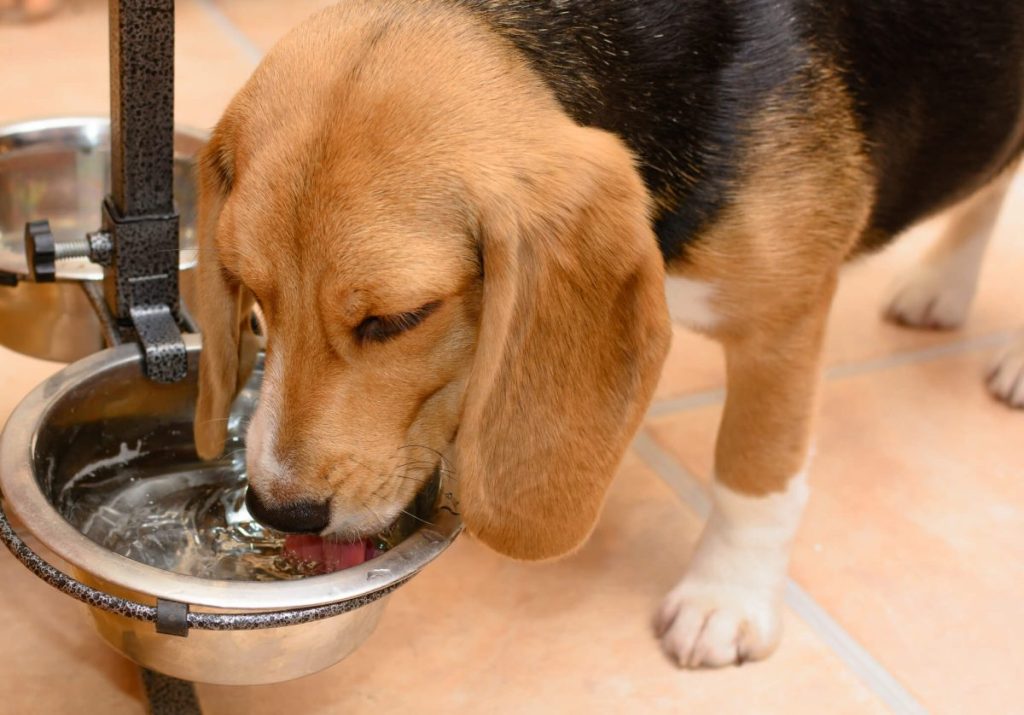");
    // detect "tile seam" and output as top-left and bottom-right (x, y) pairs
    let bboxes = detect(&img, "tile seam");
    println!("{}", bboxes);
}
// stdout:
(632, 430), (931, 715)
(193, 0), (264, 66)
(649, 329), (1014, 419)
